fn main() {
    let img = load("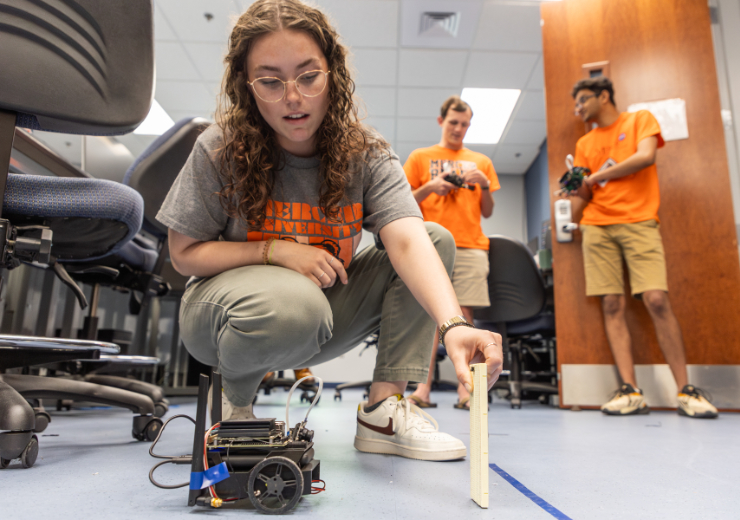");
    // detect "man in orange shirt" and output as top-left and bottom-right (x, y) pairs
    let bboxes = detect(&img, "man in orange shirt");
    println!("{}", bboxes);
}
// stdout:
(404, 96), (500, 409)
(571, 77), (717, 418)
